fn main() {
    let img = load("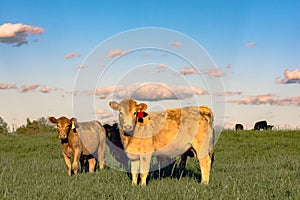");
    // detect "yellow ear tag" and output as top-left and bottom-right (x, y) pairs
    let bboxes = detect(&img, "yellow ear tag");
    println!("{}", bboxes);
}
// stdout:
(71, 122), (75, 129)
